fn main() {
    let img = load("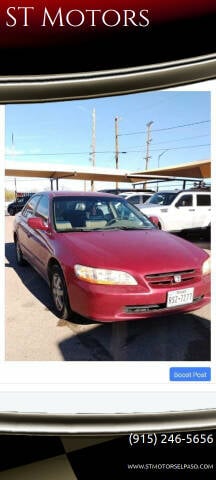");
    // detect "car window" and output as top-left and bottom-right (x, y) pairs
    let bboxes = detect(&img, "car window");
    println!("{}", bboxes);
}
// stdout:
(35, 195), (49, 221)
(146, 192), (178, 205)
(176, 194), (193, 207)
(141, 195), (152, 203)
(196, 194), (211, 206)
(127, 195), (140, 204)
(53, 196), (155, 232)
(22, 195), (41, 218)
